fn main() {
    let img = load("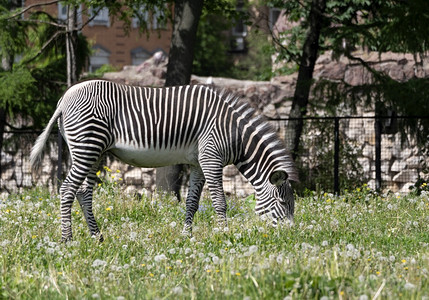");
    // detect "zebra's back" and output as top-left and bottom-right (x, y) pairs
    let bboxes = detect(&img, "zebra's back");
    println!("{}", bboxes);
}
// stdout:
(62, 80), (223, 167)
